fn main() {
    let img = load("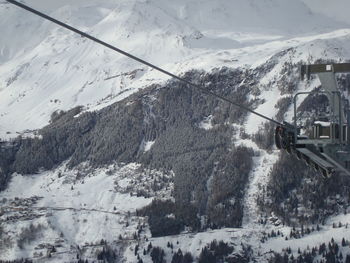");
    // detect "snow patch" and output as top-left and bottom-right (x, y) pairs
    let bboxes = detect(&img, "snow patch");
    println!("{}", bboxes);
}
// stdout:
(139, 139), (156, 152)
(198, 115), (214, 130)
